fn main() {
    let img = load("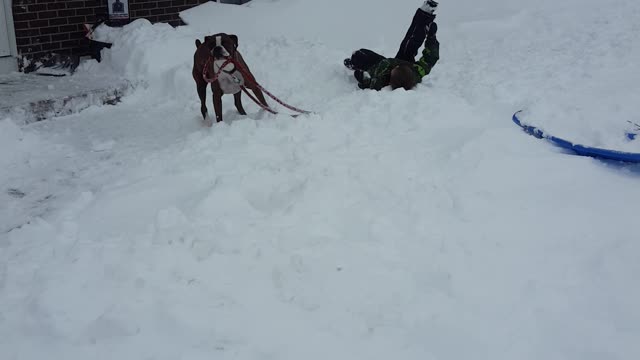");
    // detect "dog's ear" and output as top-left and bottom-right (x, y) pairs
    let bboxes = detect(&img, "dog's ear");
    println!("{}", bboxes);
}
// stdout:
(195, 39), (202, 48)
(230, 34), (238, 49)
